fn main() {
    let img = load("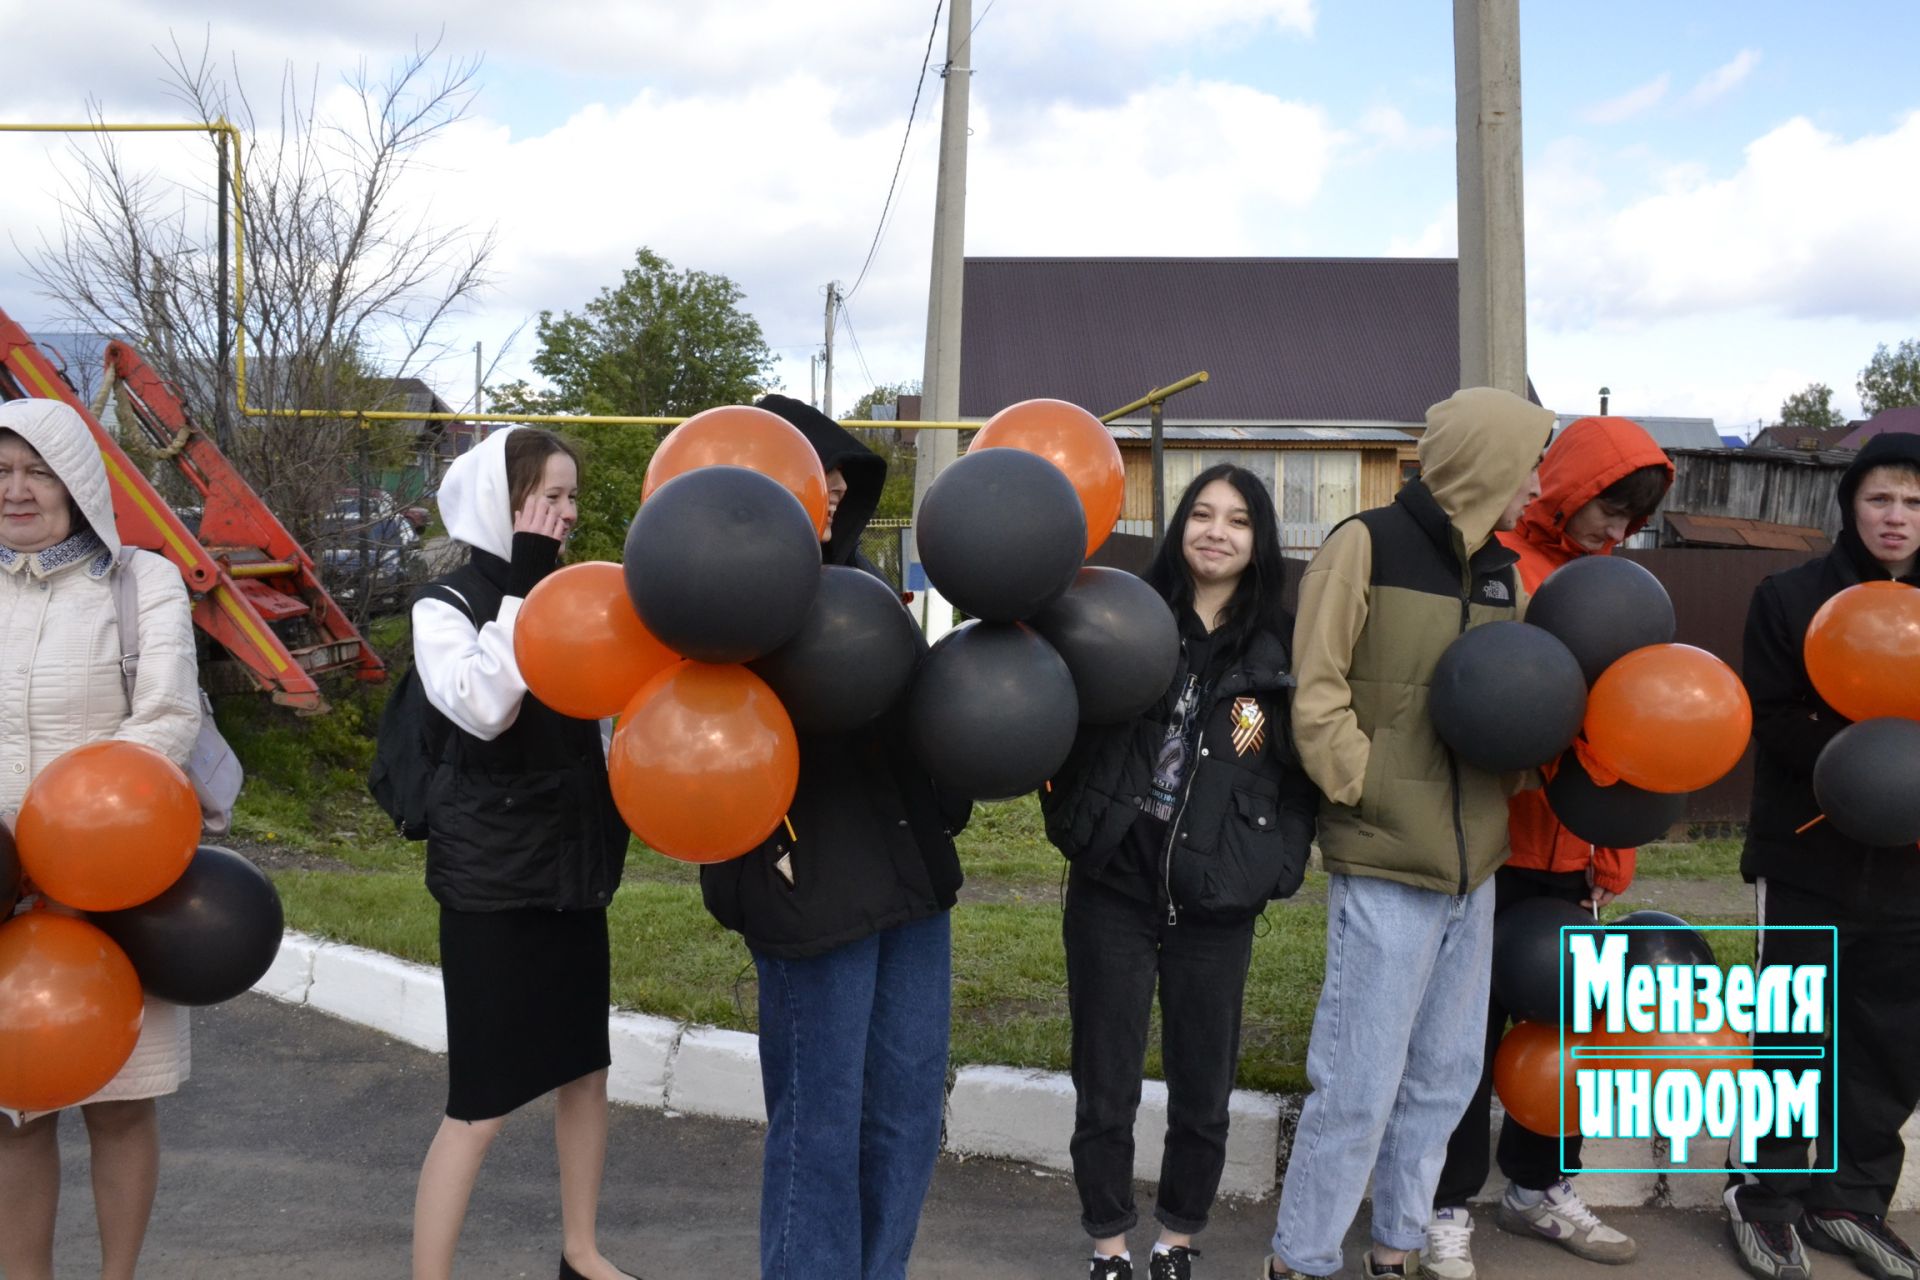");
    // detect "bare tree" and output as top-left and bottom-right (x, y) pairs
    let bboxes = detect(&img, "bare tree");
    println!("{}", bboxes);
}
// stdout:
(29, 33), (495, 620)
